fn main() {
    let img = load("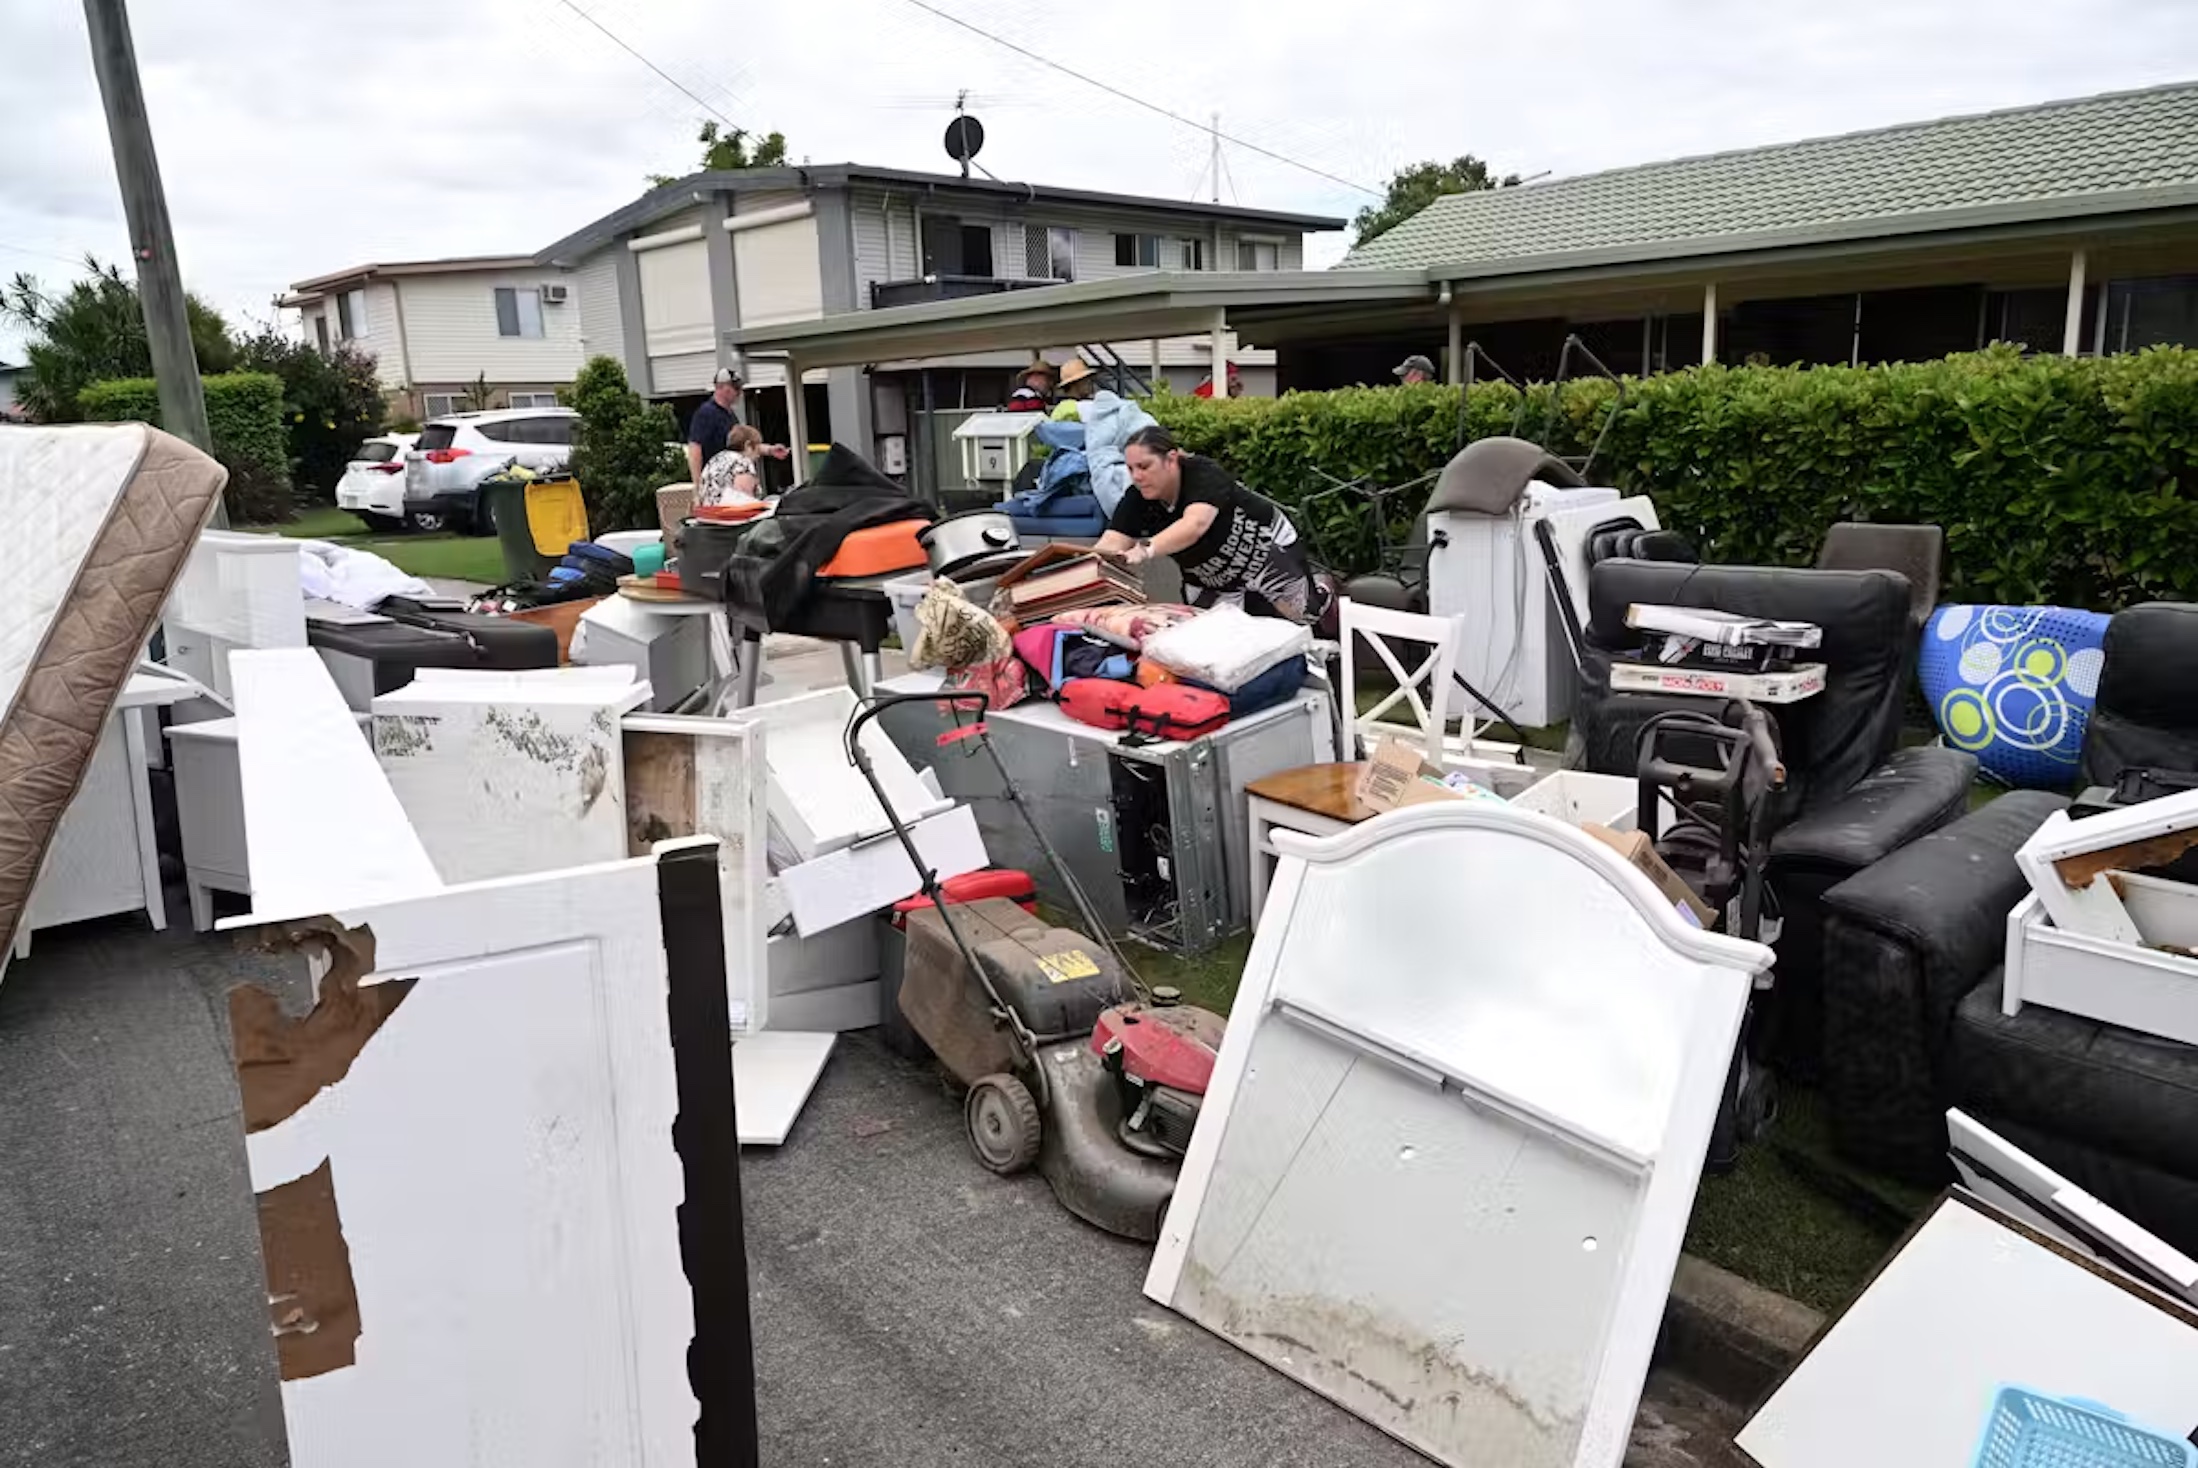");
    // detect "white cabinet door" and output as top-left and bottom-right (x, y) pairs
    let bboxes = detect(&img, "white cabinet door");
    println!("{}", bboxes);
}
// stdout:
(232, 842), (752, 1467)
